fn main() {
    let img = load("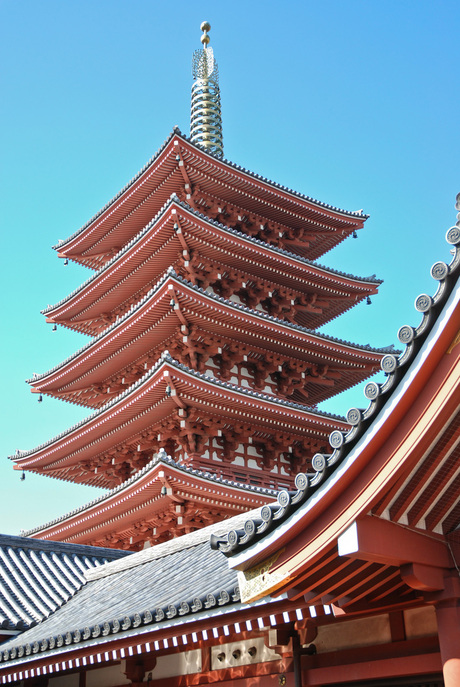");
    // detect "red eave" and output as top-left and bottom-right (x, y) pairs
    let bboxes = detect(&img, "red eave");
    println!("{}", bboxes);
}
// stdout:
(44, 200), (379, 334)
(31, 272), (386, 408)
(13, 355), (349, 488)
(54, 133), (367, 267)
(228, 277), (460, 586)
(54, 134), (180, 267)
(25, 457), (275, 546)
